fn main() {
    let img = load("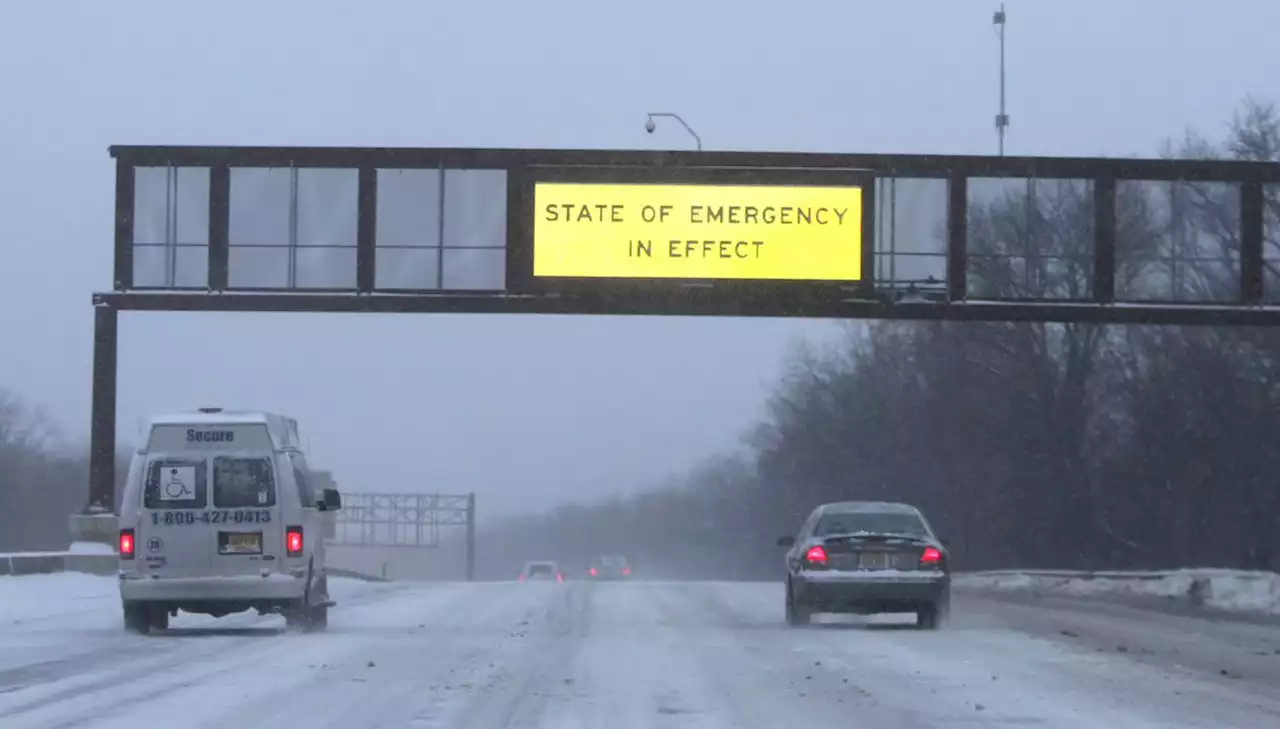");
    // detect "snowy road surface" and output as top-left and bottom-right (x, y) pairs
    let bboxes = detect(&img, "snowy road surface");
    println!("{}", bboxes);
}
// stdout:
(2, 576), (1279, 728)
